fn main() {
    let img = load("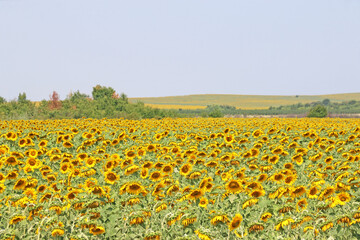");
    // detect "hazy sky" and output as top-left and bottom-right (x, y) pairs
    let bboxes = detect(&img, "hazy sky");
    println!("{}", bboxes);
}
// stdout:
(1, 0), (360, 101)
